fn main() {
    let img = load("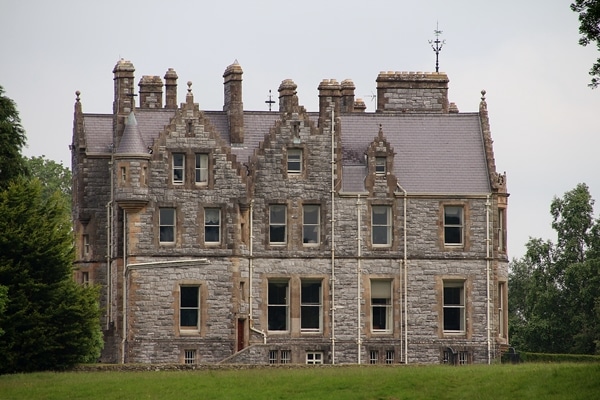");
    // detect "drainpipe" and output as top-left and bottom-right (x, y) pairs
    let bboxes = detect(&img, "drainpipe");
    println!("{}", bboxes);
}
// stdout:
(396, 182), (408, 364)
(248, 200), (266, 343)
(330, 108), (336, 364)
(356, 195), (362, 364)
(121, 209), (127, 364)
(486, 194), (492, 364)
(106, 155), (114, 331)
